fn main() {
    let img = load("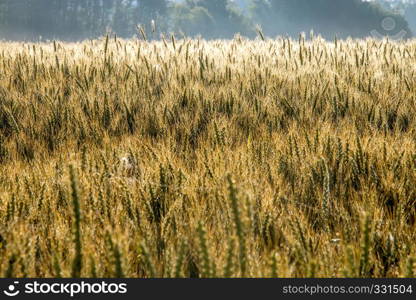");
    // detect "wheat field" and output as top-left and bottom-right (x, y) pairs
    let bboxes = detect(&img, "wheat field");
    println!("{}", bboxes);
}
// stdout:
(0, 35), (415, 278)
